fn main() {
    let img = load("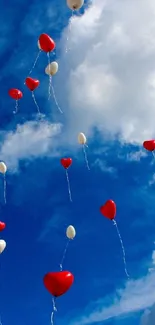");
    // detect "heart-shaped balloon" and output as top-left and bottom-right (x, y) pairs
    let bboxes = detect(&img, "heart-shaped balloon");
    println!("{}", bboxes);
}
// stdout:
(43, 271), (74, 297)
(60, 158), (72, 169)
(38, 34), (55, 53)
(25, 77), (40, 91)
(0, 222), (6, 231)
(8, 88), (23, 100)
(143, 140), (155, 152)
(100, 200), (116, 220)
(0, 240), (6, 254)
